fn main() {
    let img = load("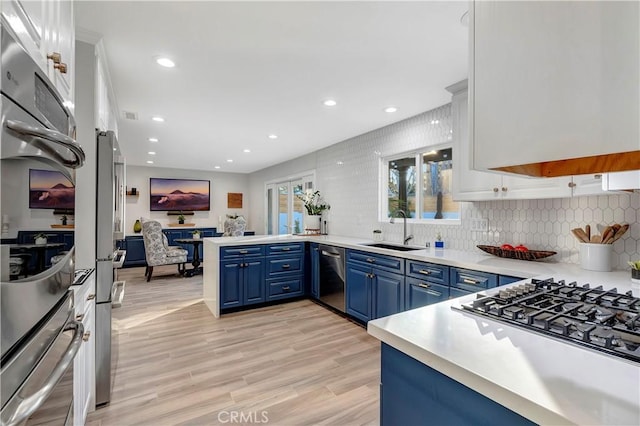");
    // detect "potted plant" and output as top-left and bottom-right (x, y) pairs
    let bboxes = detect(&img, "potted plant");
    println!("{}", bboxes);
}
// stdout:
(629, 260), (640, 283)
(33, 233), (47, 245)
(191, 230), (201, 239)
(60, 215), (68, 226)
(296, 190), (330, 232)
(177, 213), (185, 225)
